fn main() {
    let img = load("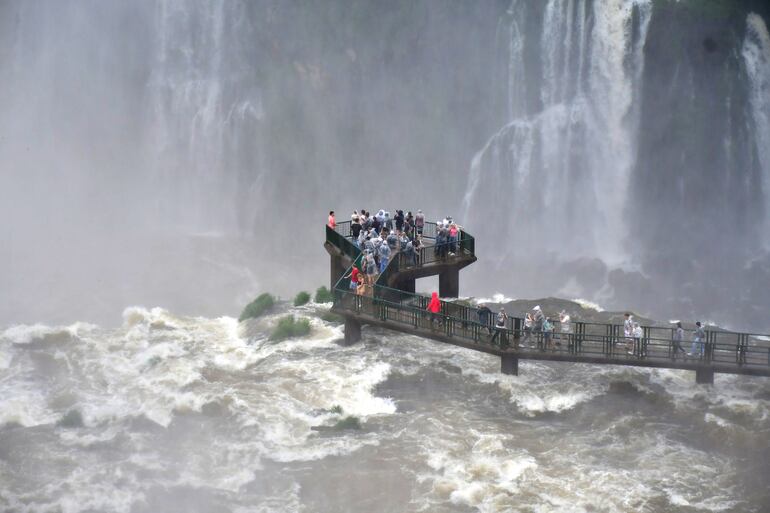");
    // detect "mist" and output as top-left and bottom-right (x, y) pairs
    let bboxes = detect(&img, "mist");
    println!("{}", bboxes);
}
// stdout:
(1, 0), (769, 330)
